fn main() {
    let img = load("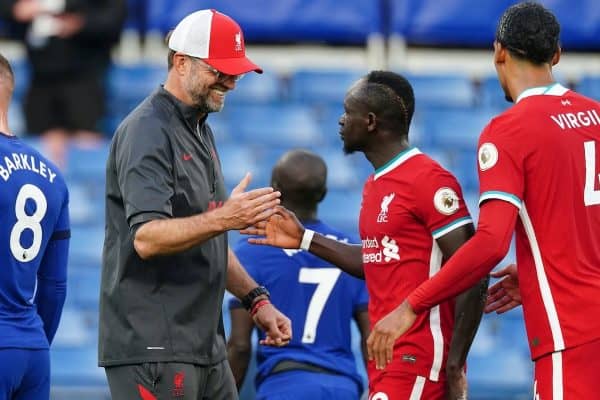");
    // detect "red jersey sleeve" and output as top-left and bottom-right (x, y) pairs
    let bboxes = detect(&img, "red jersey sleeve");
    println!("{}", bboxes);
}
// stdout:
(477, 119), (525, 210)
(412, 165), (472, 240)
